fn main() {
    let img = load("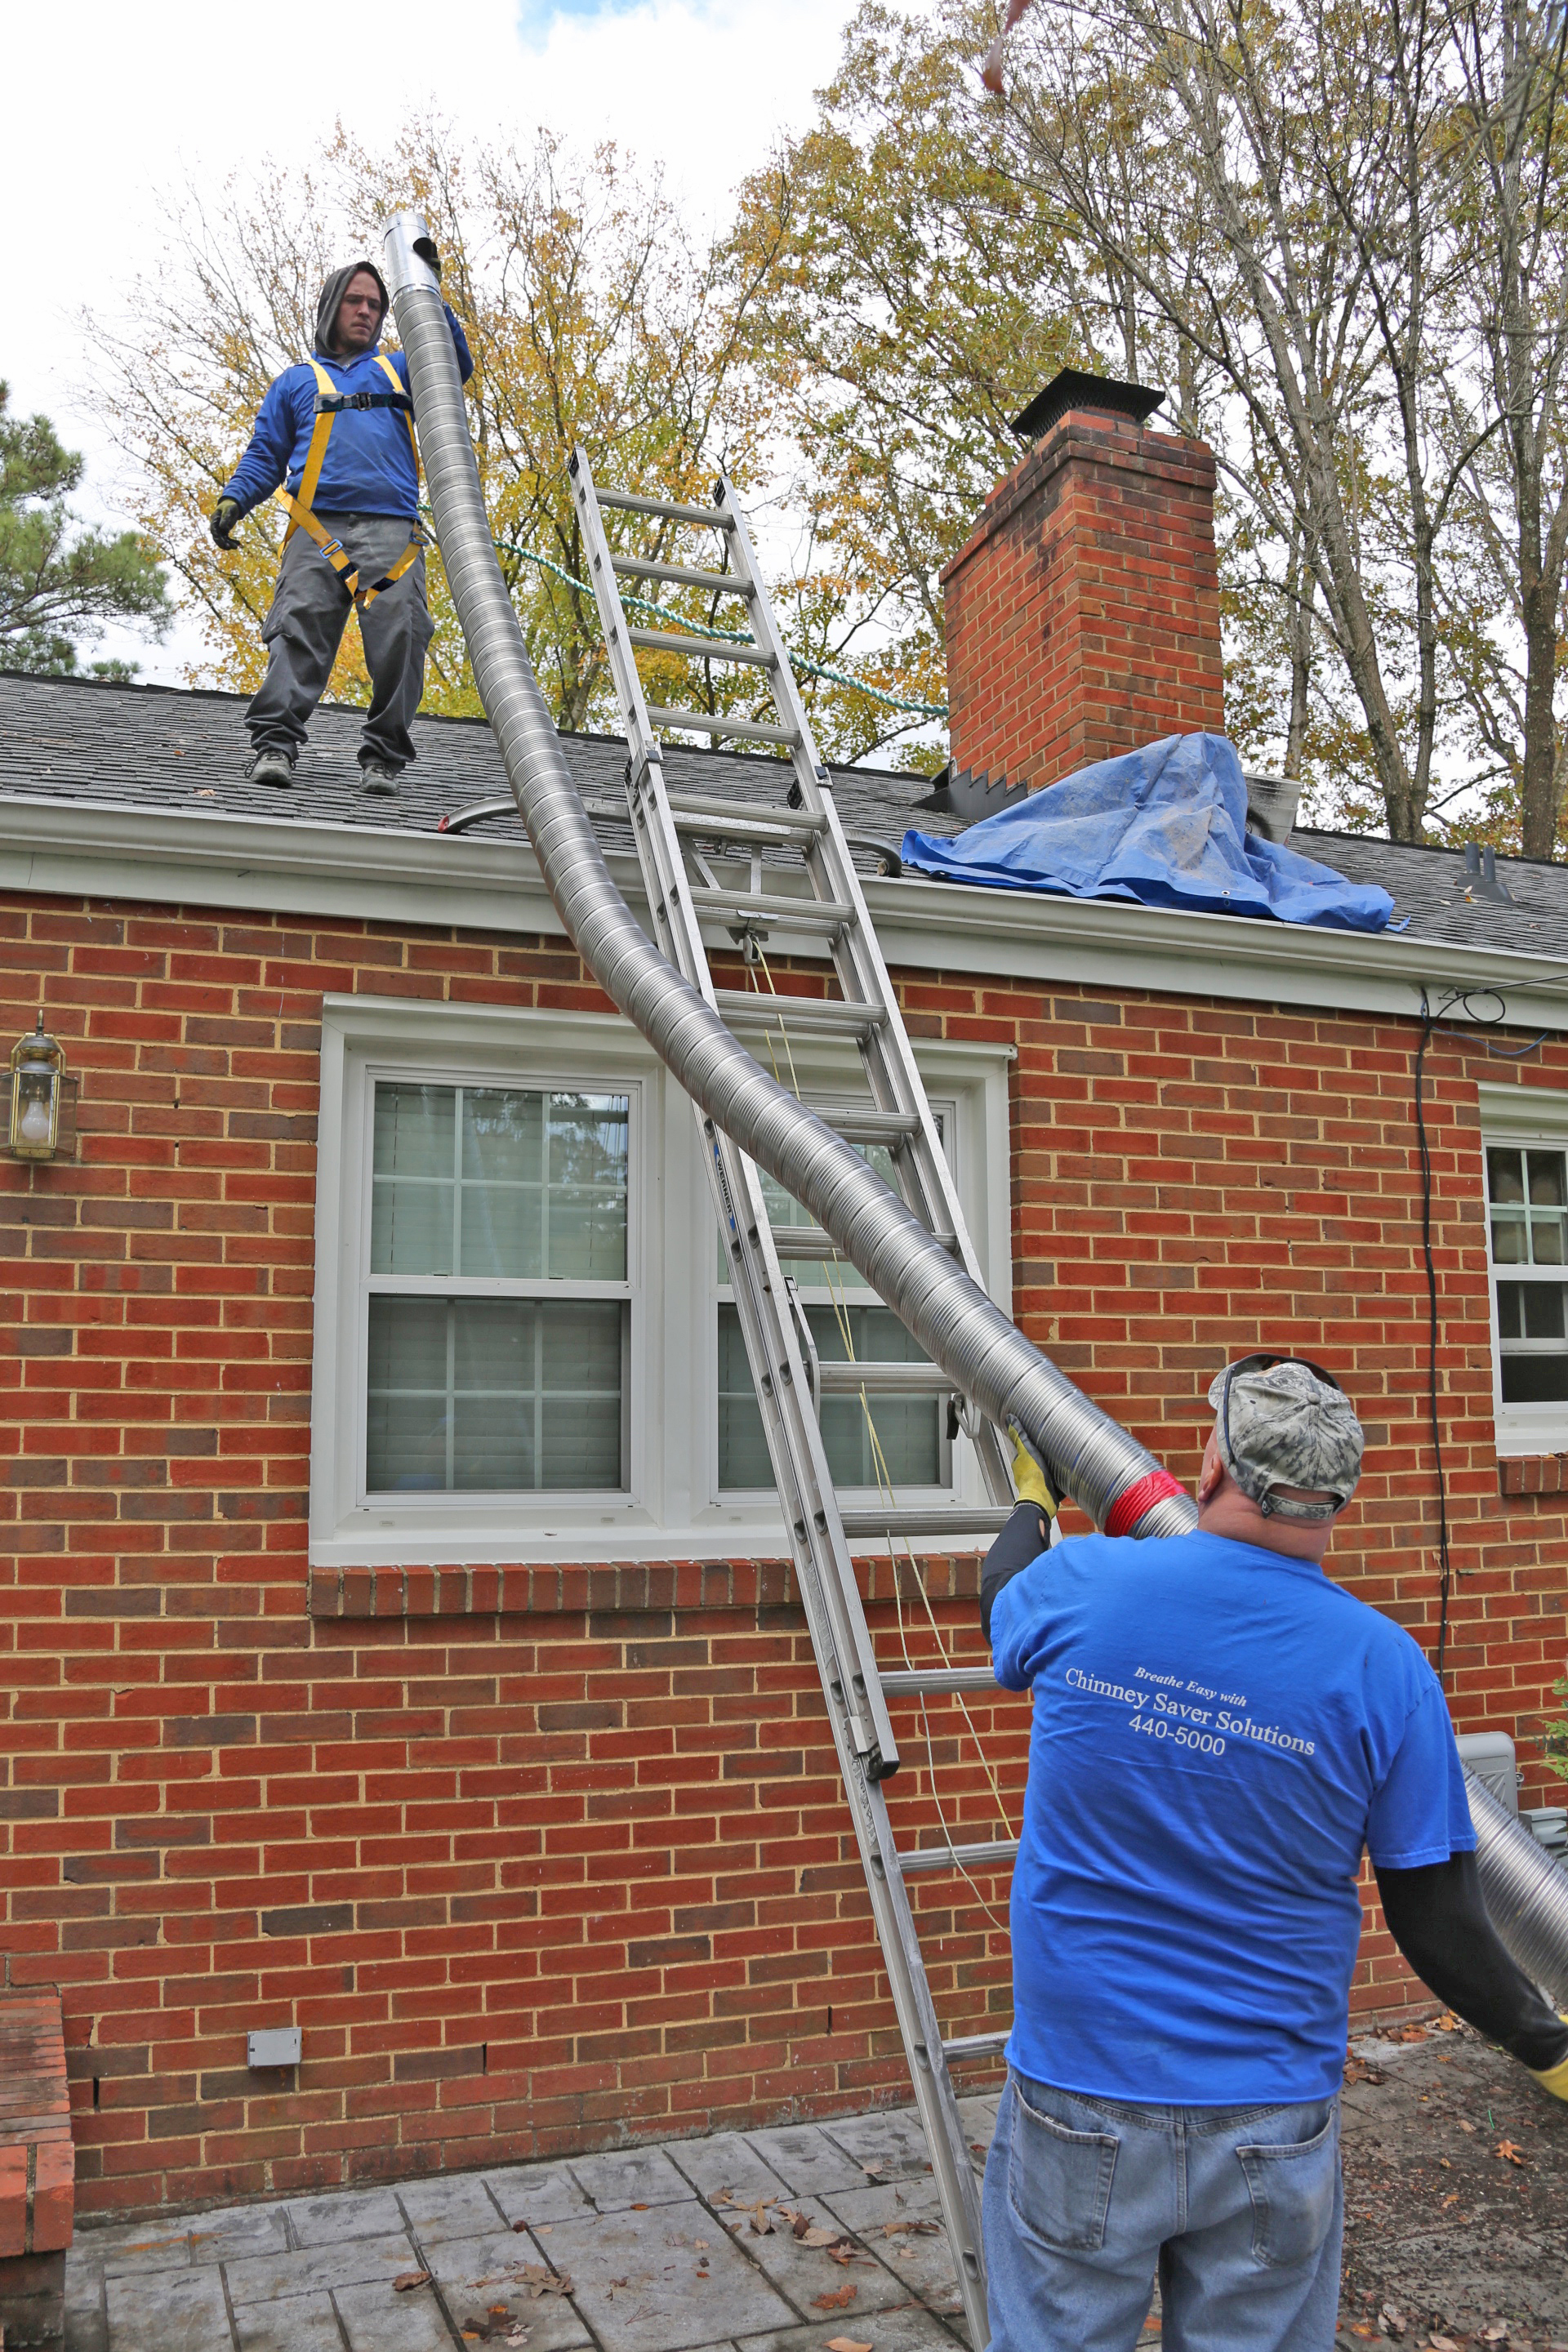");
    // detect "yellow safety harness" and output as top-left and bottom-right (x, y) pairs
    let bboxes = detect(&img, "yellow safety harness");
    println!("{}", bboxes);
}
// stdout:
(274, 356), (424, 608)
